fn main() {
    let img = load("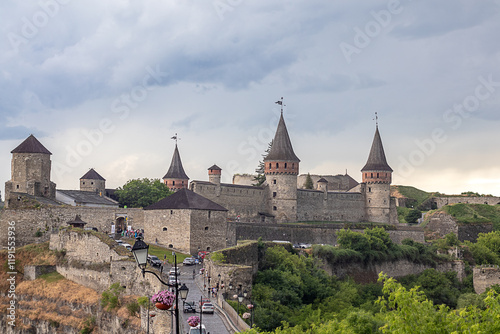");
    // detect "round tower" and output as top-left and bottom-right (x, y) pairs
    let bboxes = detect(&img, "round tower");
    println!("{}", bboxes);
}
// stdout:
(264, 108), (300, 223)
(316, 177), (328, 192)
(163, 143), (189, 191)
(361, 125), (393, 223)
(208, 165), (222, 185)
